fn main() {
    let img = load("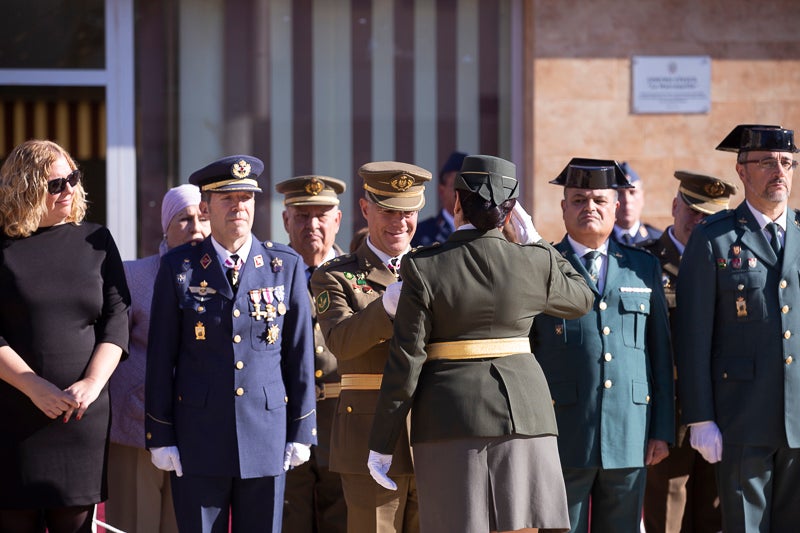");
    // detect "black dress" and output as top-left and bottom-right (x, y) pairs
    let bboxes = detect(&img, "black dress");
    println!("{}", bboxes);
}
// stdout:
(0, 223), (129, 508)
